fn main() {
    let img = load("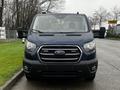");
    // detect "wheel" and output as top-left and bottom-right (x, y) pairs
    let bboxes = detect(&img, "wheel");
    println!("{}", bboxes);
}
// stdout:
(85, 73), (96, 81)
(25, 73), (34, 81)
